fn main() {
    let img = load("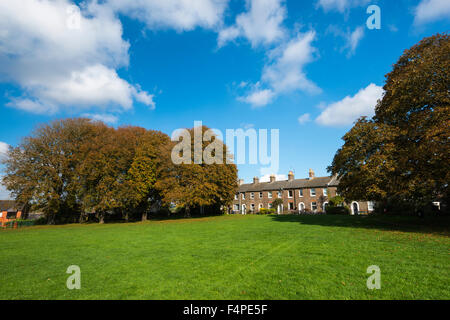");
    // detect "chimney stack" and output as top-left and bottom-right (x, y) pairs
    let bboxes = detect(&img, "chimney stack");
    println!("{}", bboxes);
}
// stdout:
(238, 179), (244, 186)
(269, 174), (276, 183)
(288, 171), (294, 181)
(253, 177), (260, 184)
(309, 169), (315, 180)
